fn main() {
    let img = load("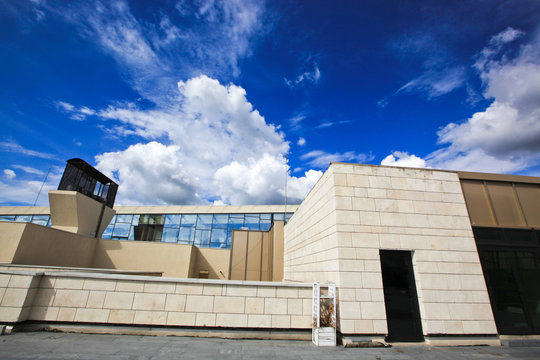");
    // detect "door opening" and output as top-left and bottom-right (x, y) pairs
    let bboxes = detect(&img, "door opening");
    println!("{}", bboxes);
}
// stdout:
(380, 250), (424, 342)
